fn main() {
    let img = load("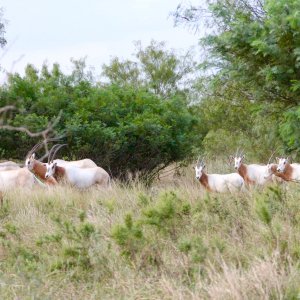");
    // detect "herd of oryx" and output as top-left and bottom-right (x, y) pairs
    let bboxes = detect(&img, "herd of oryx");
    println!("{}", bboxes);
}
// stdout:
(0, 141), (299, 197)
(0, 141), (111, 196)
(194, 150), (300, 193)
